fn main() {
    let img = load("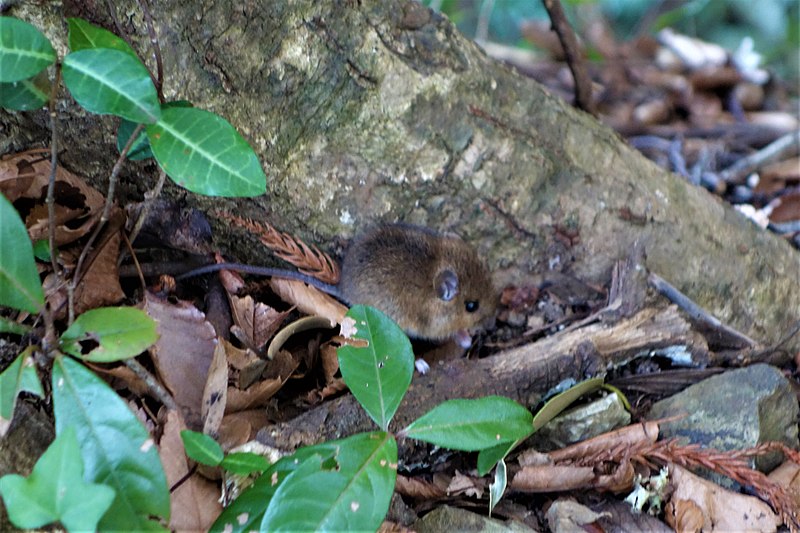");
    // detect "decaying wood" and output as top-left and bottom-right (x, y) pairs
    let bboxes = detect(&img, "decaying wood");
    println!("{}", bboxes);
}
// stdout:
(256, 305), (708, 455)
